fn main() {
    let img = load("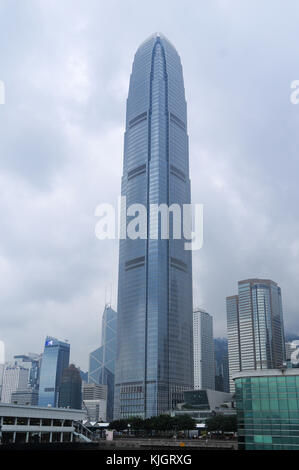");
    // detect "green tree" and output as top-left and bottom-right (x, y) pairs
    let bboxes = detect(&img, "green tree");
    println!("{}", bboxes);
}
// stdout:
(173, 414), (196, 431)
(108, 414), (196, 434)
(205, 414), (237, 433)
